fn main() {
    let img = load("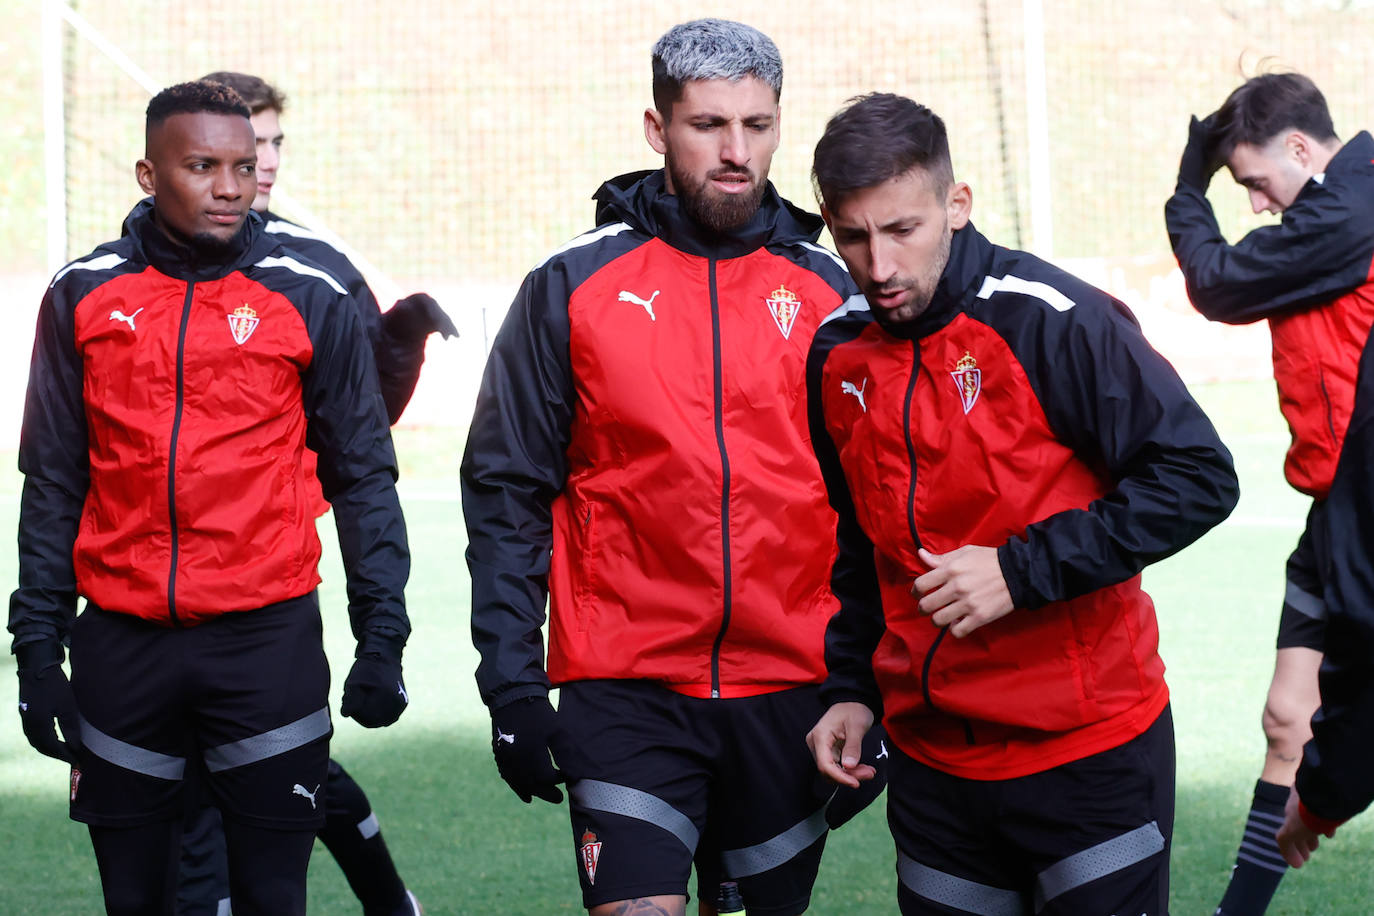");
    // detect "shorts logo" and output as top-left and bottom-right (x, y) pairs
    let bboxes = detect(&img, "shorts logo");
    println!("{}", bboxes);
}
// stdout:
(579, 828), (603, 885)
(227, 304), (261, 345)
(765, 285), (802, 340)
(950, 350), (982, 415)
(70, 767), (81, 802)
(292, 782), (320, 810)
